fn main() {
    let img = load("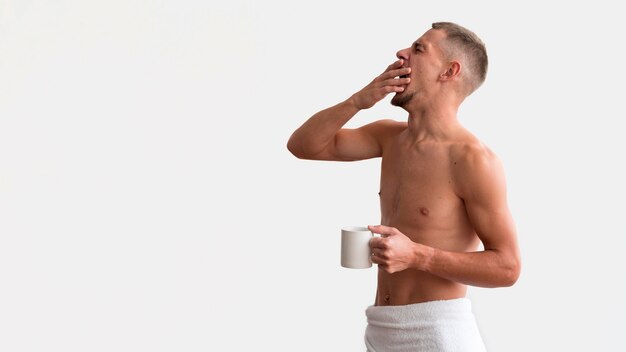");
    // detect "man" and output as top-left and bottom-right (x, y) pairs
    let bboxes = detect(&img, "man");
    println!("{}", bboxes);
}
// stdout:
(287, 22), (520, 351)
